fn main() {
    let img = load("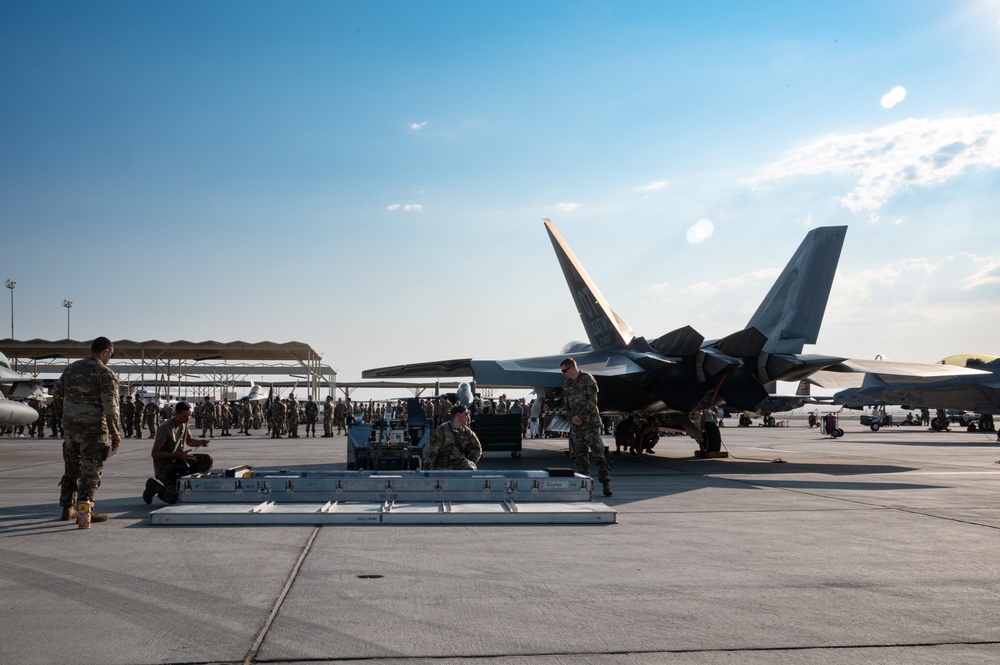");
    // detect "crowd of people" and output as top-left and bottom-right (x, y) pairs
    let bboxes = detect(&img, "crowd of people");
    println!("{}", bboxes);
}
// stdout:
(8, 338), (628, 524)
